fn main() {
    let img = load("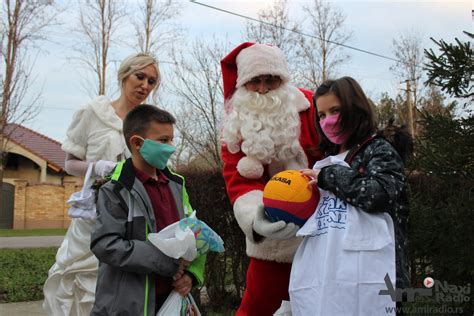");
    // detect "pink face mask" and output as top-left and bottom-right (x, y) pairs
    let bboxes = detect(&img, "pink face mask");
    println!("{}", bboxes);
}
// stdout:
(319, 114), (351, 145)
